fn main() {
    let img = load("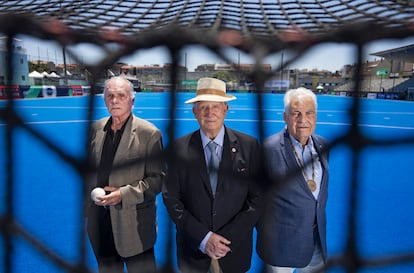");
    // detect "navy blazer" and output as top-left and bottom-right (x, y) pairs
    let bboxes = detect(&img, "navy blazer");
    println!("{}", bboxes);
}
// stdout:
(256, 129), (329, 268)
(163, 126), (263, 273)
